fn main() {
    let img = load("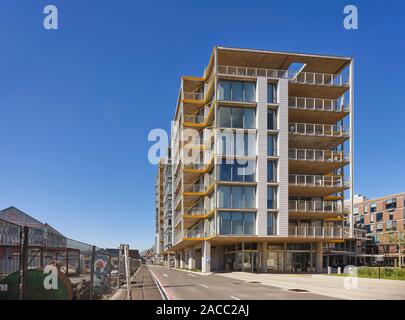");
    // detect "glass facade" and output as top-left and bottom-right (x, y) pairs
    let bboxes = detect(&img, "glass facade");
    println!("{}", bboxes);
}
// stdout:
(218, 131), (256, 156)
(218, 160), (256, 182)
(267, 109), (276, 130)
(218, 80), (256, 102)
(267, 83), (277, 103)
(267, 212), (276, 235)
(267, 160), (277, 182)
(267, 135), (277, 156)
(267, 186), (277, 209)
(218, 107), (256, 129)
(218, 186), (256, 209)
(218, 212), (255, 235)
